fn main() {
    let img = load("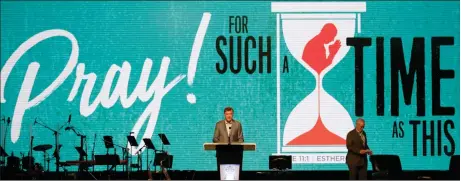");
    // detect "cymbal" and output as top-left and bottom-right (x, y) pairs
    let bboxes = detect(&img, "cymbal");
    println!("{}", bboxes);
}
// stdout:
(33, 144), (52, 152)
